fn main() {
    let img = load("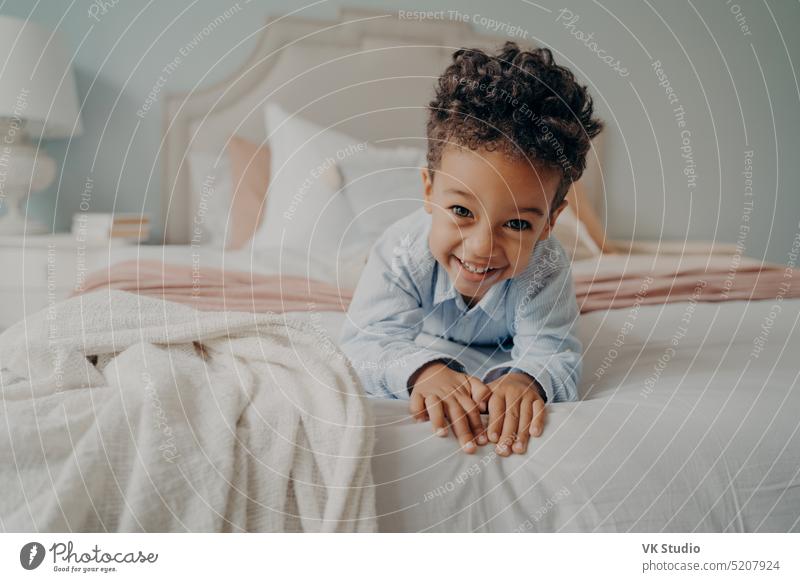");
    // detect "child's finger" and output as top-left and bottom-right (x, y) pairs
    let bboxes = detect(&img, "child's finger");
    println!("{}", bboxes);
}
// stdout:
(497, 399), (521, 457)
(409, 389), (427, 422)
(513, 394), (534, 454)
(530, 398), (546, 437)
(426, 396), (447, 437)
(487, 393), (505, 443)
(468, 377), (491, 412)
(455, 391), (487, 445)
(444, 397), (476, 453)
